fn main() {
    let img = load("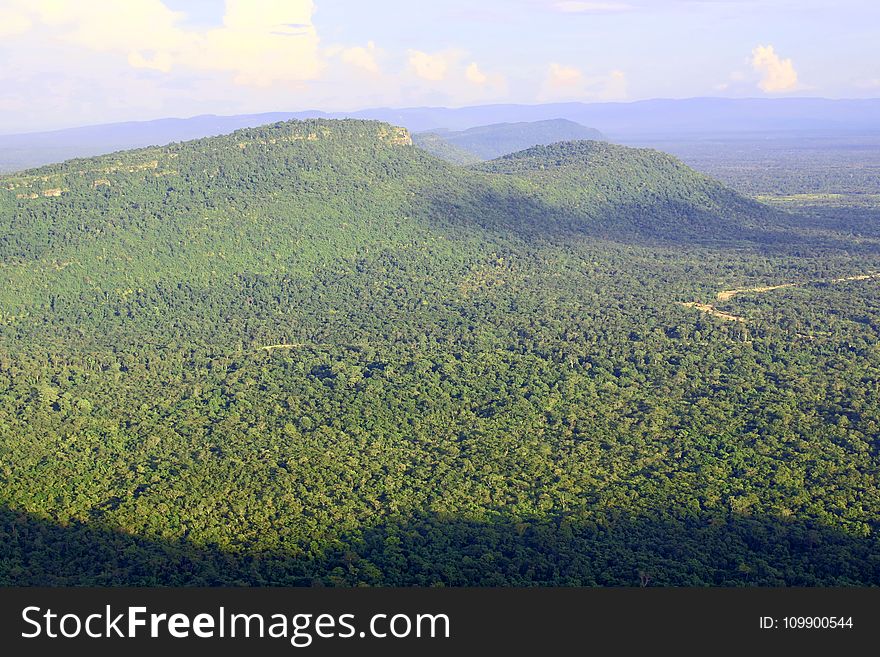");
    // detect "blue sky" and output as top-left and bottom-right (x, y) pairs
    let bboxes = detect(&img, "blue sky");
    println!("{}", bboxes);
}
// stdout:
(1, 0), (878, 133)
